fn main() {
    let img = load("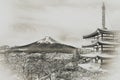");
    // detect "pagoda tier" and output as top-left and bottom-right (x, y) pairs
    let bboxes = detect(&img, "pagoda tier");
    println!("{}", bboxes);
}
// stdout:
(80, 52), (116, 59)
(80, 52), (116, 67)
(82, 40), (119, 53)
(83, 28), (117, 39)
(82, 40), (119, 48)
